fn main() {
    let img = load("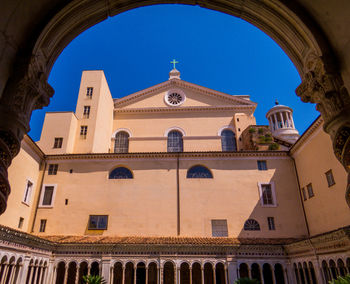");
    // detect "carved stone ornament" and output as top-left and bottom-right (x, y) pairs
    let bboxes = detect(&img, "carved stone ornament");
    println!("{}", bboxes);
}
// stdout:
(0, 51), (54, 214)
